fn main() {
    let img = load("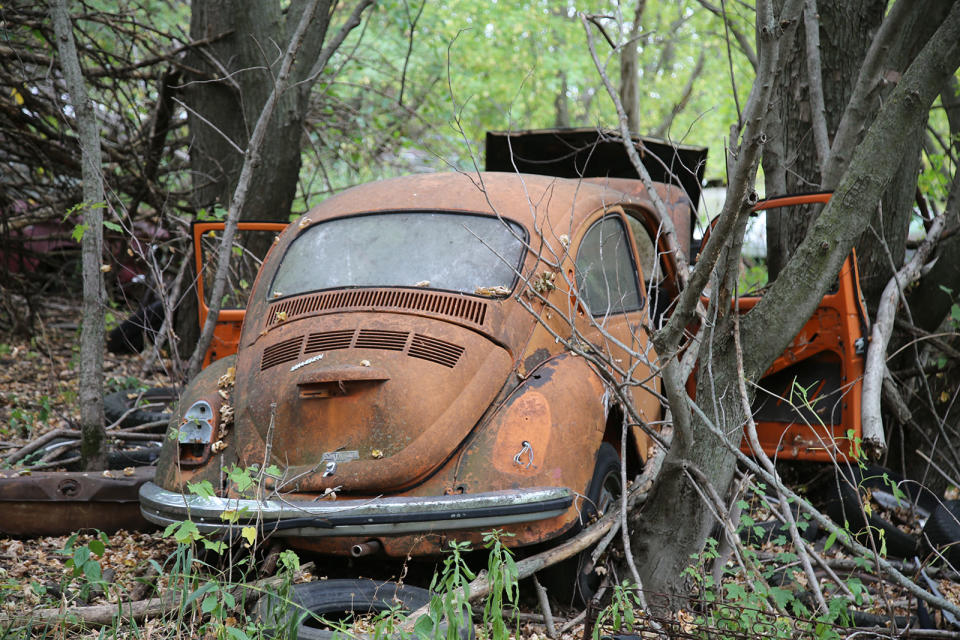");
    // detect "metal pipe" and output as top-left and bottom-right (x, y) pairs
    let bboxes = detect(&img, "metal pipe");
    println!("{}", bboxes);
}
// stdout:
(350, 540), (381, 557)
